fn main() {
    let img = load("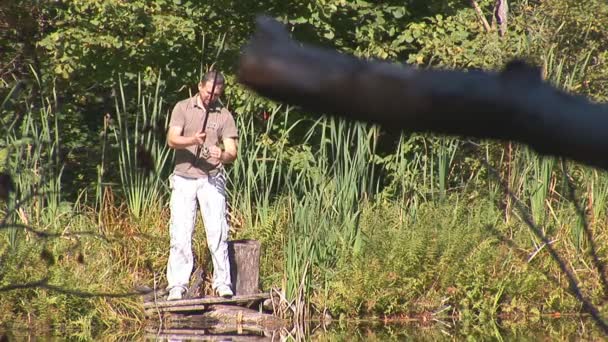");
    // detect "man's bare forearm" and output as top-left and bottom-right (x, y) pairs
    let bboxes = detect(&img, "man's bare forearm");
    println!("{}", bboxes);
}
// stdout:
(220, 151), (237, 164)
(167, 135), (196, 149)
